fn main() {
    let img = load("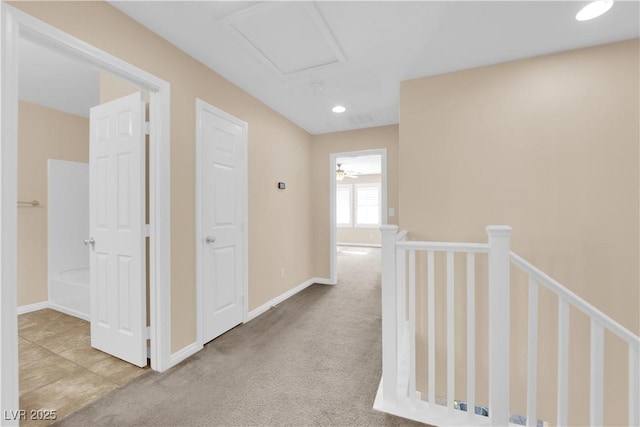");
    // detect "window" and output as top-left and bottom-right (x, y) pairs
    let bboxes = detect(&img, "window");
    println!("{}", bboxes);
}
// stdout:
(336, 182), (382, 228)
(336, 184), (352, 227)
(355, 183), (381, 227)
